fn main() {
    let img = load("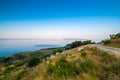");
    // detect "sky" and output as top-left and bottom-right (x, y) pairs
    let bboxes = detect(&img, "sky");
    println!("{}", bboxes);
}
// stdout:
(0, 0), (120, 40)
